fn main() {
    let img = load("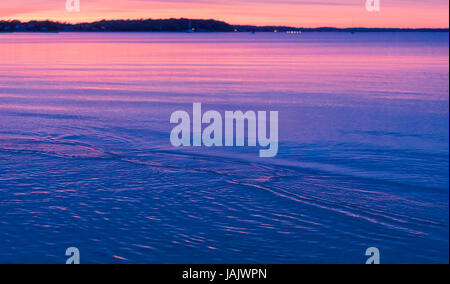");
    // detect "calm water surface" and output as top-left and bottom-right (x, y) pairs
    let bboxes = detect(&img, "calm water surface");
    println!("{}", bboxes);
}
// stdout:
(0, 32), (448, 263)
